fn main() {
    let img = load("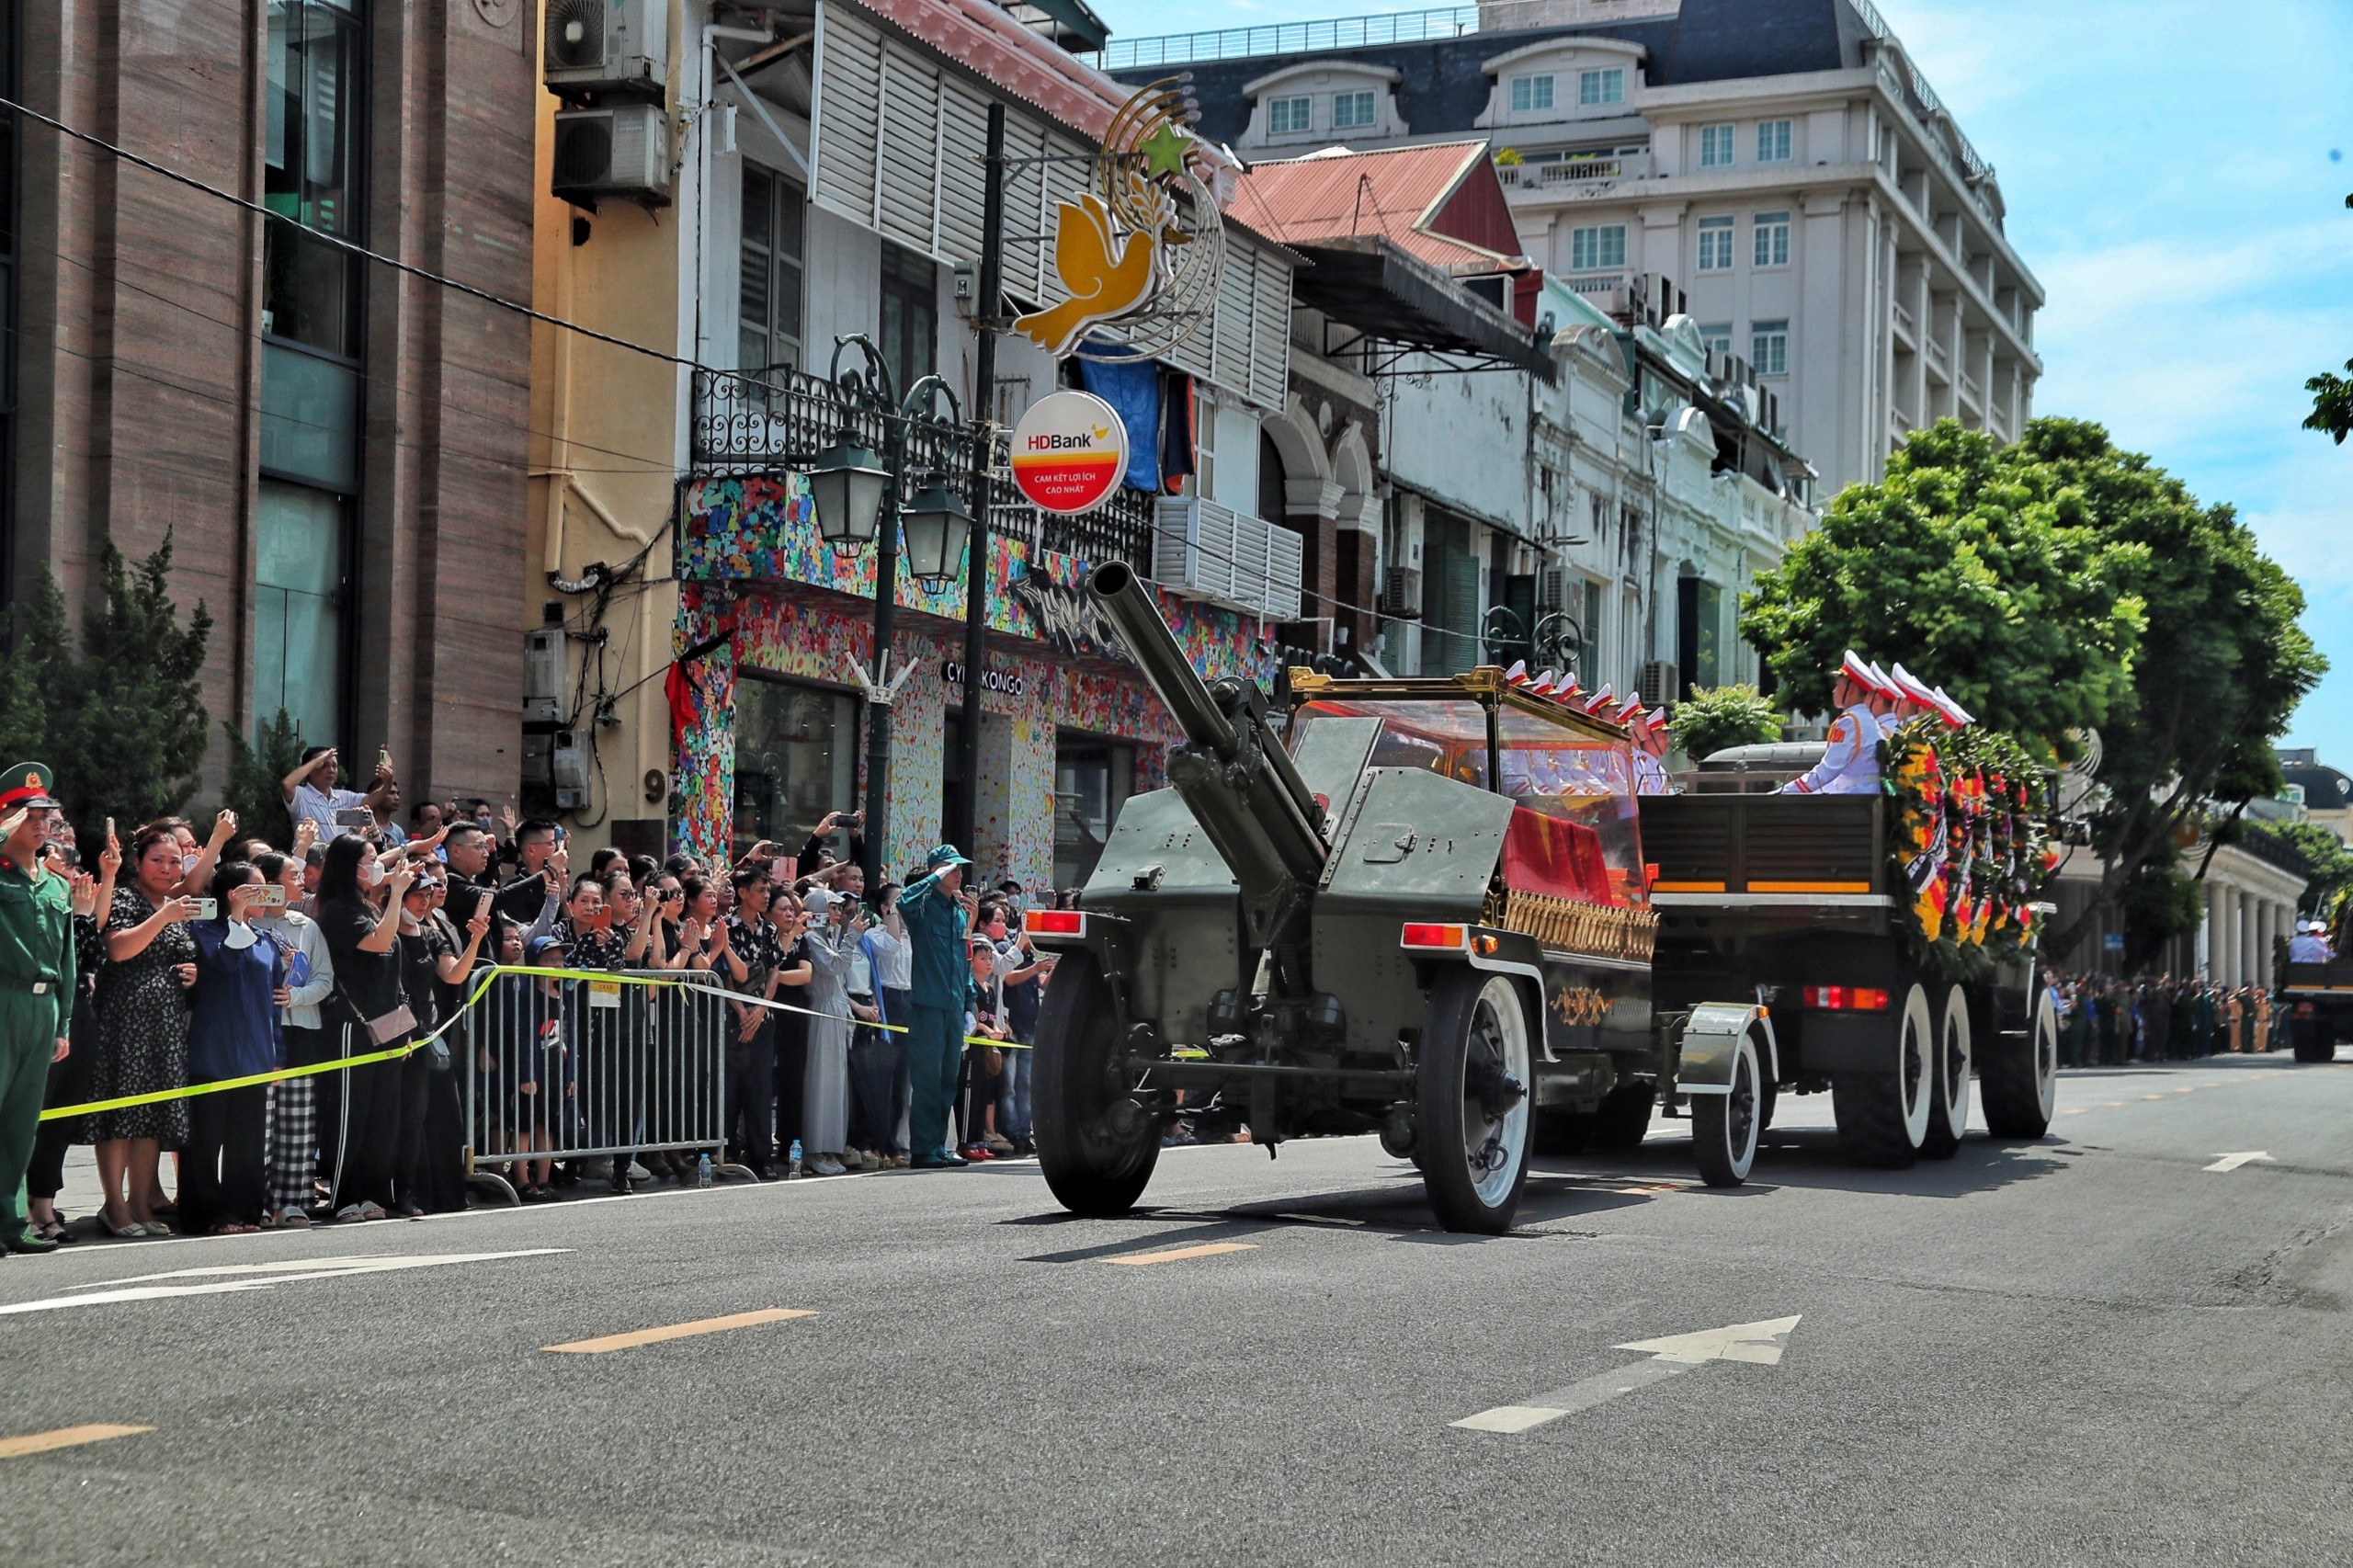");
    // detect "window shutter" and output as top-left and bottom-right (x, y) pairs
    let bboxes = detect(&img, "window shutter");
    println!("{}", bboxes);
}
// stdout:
(875, 44), (941, 253)
(813, 8), (882, 228)
(1250, 244), (1291, 410)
